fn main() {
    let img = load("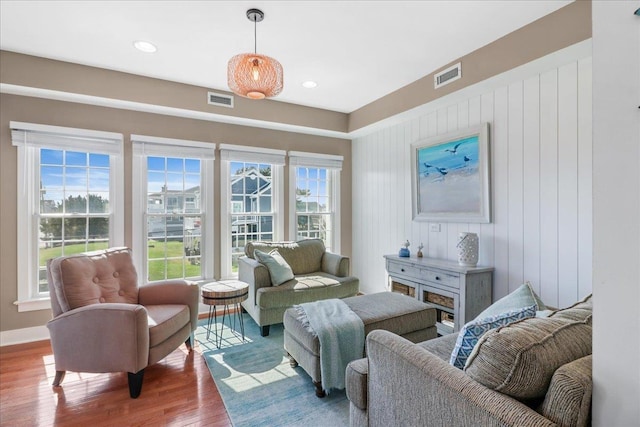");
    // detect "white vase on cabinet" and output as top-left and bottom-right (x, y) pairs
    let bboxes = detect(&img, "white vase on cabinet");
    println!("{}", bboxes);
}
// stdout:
(457, 232), (479, 267)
